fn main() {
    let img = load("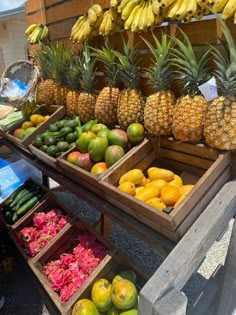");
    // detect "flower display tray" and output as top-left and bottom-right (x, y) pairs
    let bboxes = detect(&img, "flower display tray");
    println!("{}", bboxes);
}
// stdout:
(8, 192), (76, 263)
(5, 105), (66, 149)
(57, 140), (147, 195)
(30, 220), (116, 315)
(100, 137), (232, 241)
(0, 178), (49, 230)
